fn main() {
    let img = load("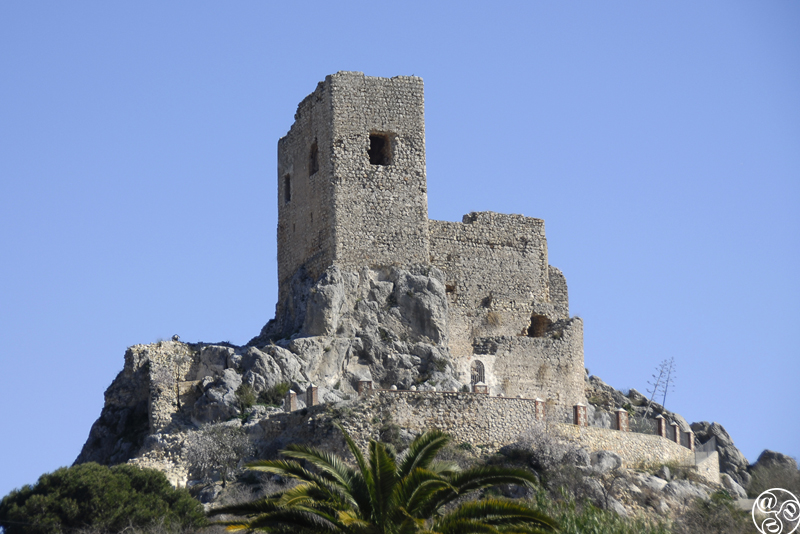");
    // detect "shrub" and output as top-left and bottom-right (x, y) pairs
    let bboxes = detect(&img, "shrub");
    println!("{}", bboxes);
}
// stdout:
(185, 423), (253, 487)
(748, 463), (800, 497)
(0, 463), (206, 534)
(545, 496), (669, 534)
(234, 383), (256, 411)
(673, 490), (750, 534)
(257, 382), (291, 407)
(487, 310), (502, 326)
(512, 423), (582, 471)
